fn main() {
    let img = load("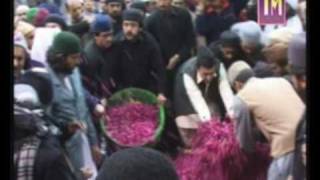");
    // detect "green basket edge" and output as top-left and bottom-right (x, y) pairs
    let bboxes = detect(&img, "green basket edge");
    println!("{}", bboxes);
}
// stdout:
(101, 88), (166, 147)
